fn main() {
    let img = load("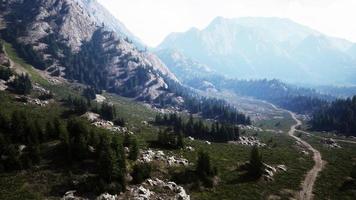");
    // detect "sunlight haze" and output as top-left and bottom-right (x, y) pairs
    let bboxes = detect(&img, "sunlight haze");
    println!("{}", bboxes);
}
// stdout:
(98, 0), (356, 47)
